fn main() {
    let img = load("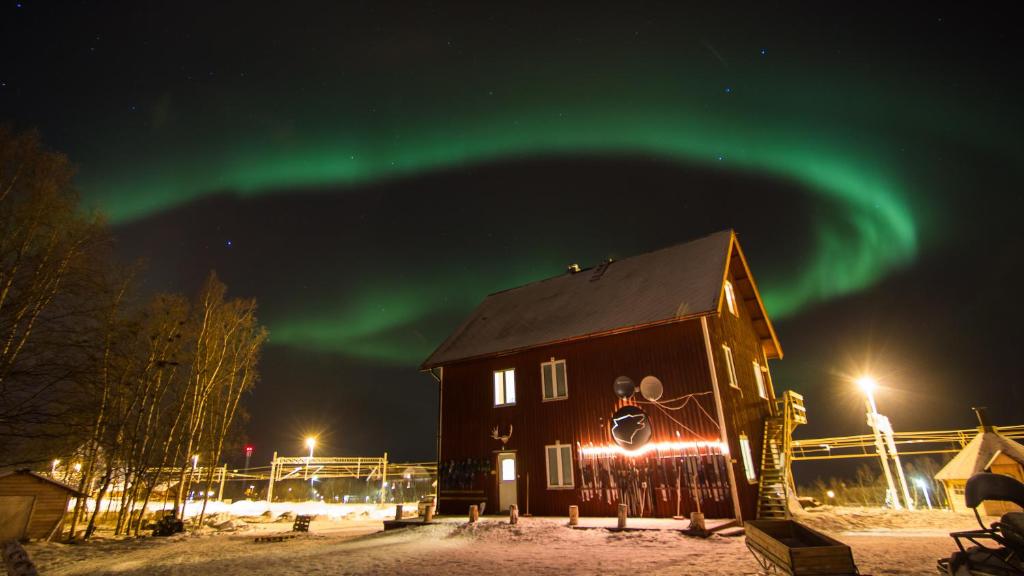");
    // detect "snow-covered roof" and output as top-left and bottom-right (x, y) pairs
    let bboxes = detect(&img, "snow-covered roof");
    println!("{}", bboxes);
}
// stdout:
(422, 229), (781, 368)
(934, 428), (1024, 481)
